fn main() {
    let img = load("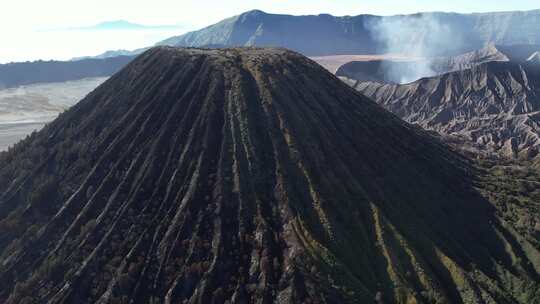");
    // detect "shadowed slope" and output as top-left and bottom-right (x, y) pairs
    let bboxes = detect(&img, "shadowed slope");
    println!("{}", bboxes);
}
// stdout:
(0, 47), (538, 304)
